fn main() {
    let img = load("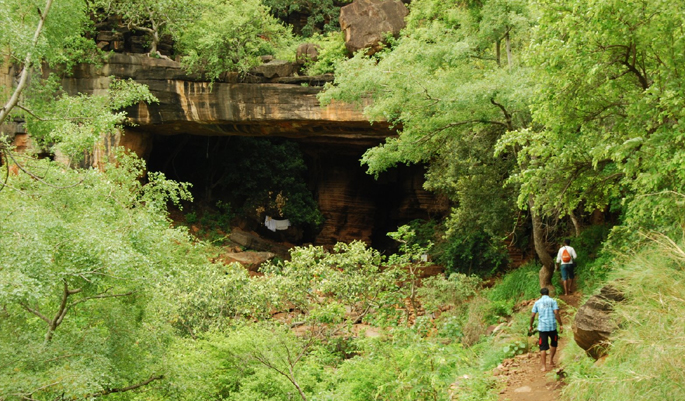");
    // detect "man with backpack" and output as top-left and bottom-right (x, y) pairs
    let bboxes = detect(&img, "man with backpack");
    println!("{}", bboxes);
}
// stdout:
(556, 239), (577, 296)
